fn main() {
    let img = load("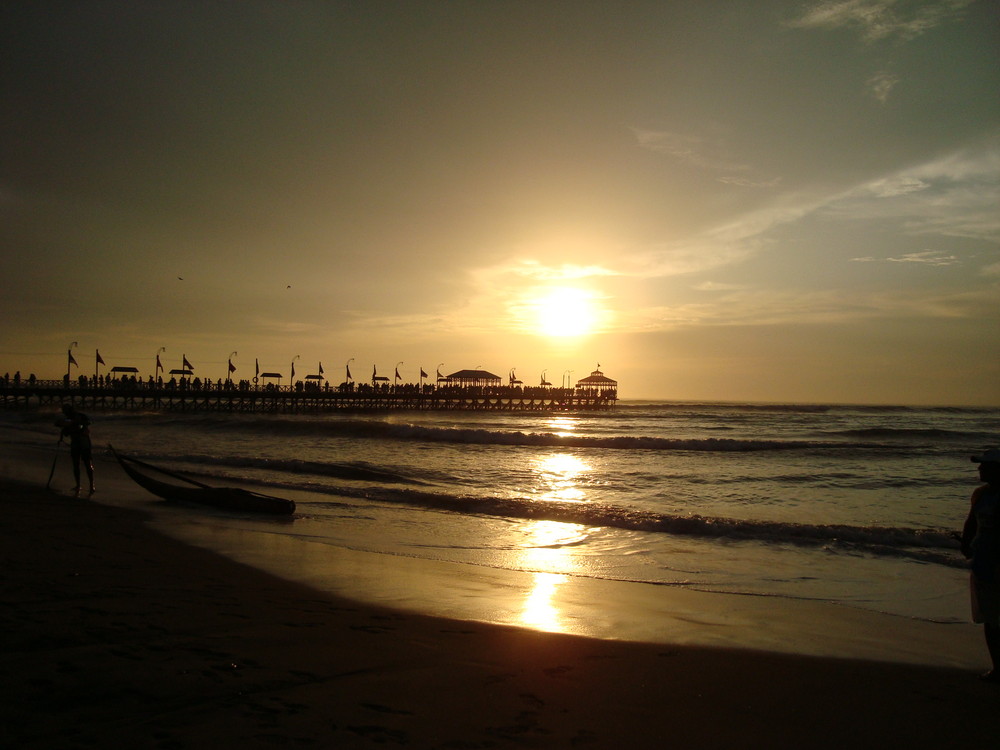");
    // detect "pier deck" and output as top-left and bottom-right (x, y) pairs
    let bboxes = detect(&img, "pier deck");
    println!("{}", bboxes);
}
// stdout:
(0, 381), (616, 414)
